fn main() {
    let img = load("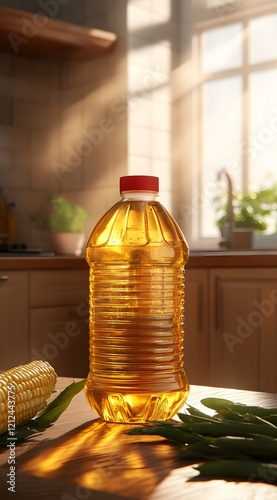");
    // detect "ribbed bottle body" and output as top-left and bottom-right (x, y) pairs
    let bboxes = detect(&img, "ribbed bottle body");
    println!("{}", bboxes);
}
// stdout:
(85, 199), (189, 422)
